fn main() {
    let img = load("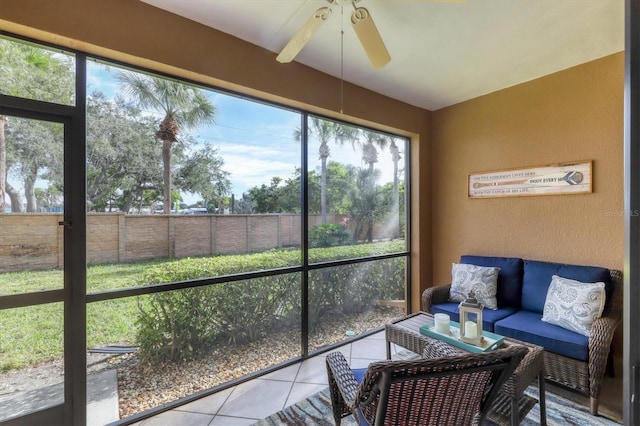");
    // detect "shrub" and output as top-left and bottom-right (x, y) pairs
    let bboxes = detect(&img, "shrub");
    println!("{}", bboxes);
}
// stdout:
(135, 251), (299, 362)
(309, 223), (352, 248)
(136, 288), (216, 362)
(135, 241), (405, 362)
